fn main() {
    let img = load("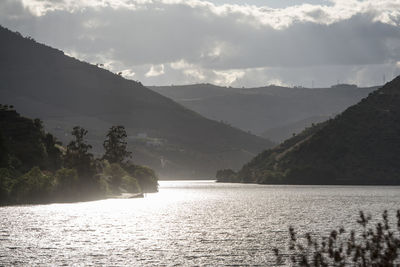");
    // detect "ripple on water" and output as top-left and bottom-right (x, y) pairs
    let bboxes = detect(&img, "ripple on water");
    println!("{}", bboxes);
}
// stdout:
(1, 182), (400, 266)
